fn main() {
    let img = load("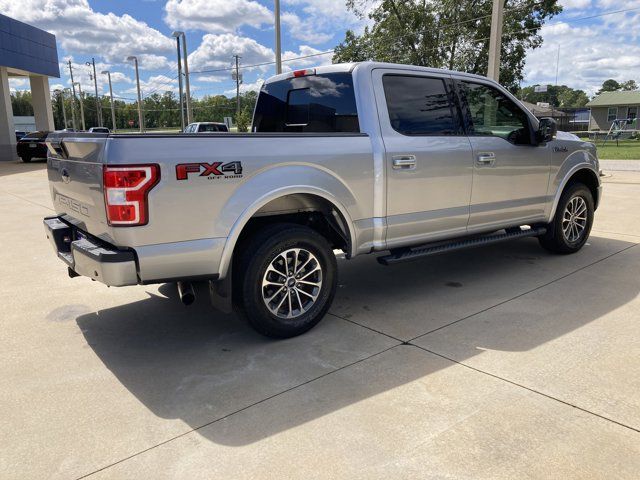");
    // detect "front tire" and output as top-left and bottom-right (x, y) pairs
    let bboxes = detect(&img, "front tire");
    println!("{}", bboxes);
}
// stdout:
(539, 182), (594, 254)
(235, 223), (338, 338)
